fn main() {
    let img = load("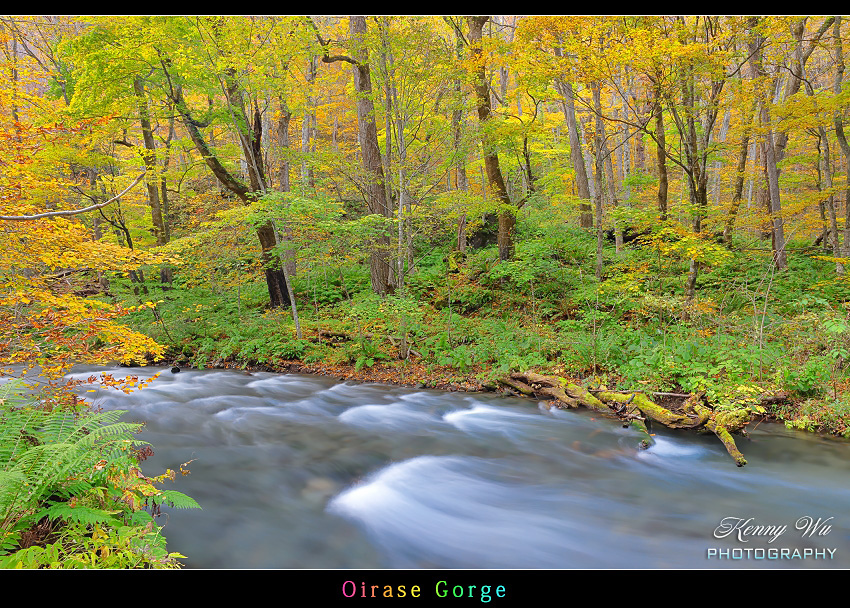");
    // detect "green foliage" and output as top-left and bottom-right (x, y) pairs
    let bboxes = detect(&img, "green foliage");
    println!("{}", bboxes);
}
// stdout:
(339, 338), (390, 371)
(0, 380), (198, 569)
(422, 318), (552, 375)
(610, 328), (780, 396)
(780, 355), (832, 398)
(622, 169), (657, 192)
